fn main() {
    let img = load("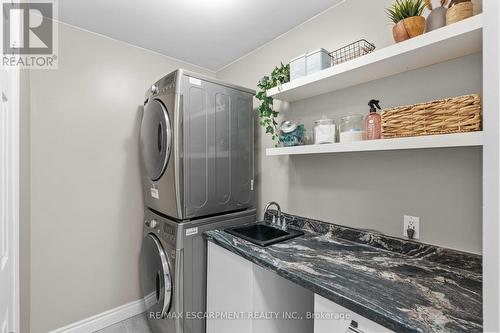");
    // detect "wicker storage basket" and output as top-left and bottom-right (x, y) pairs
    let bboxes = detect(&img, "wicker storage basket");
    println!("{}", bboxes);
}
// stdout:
(381, 94), (481, 139)
(446, 2), (474, 25)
